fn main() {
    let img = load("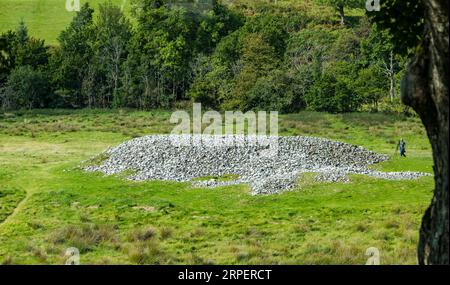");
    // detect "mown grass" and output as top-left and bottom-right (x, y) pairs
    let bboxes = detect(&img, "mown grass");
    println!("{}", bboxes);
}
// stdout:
(0, 109), (433, 264)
